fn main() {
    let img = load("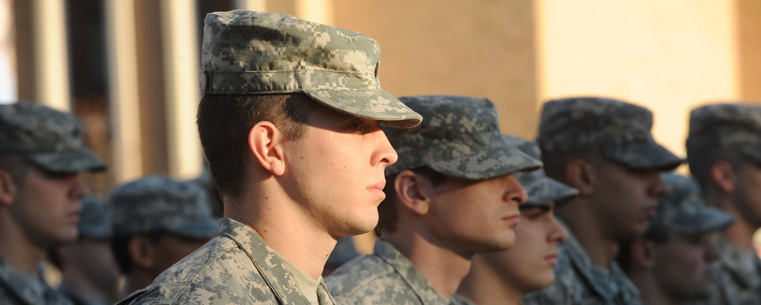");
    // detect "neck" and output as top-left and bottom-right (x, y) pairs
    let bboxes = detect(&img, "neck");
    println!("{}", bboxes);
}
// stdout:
(123, 270), (156, 296)
(557, 198), (618, 267)
(0, 211), (45, 273)
(458, 256), (523, 305)
(383, 227), (472, 299)
(225, 183), (335, 281)
(61, 271), (117, 304)
(628, 271), (681, 305)
(713, 195), (758, 251)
